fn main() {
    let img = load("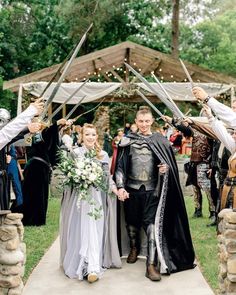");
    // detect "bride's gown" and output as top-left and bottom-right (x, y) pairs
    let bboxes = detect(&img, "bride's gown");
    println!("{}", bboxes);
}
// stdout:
(60, 146), (121, 279)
